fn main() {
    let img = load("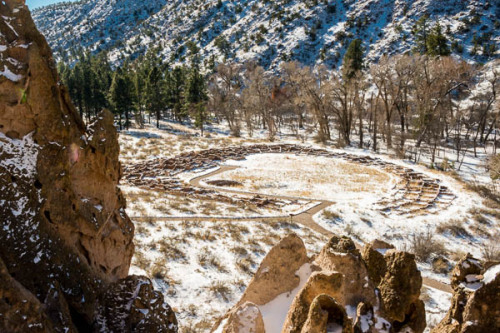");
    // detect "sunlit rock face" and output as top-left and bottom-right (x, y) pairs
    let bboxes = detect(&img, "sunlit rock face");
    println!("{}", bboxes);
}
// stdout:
(431, 255), (500, 333)
(212, 235), (426, 333)
(0, 1), (177, 331)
